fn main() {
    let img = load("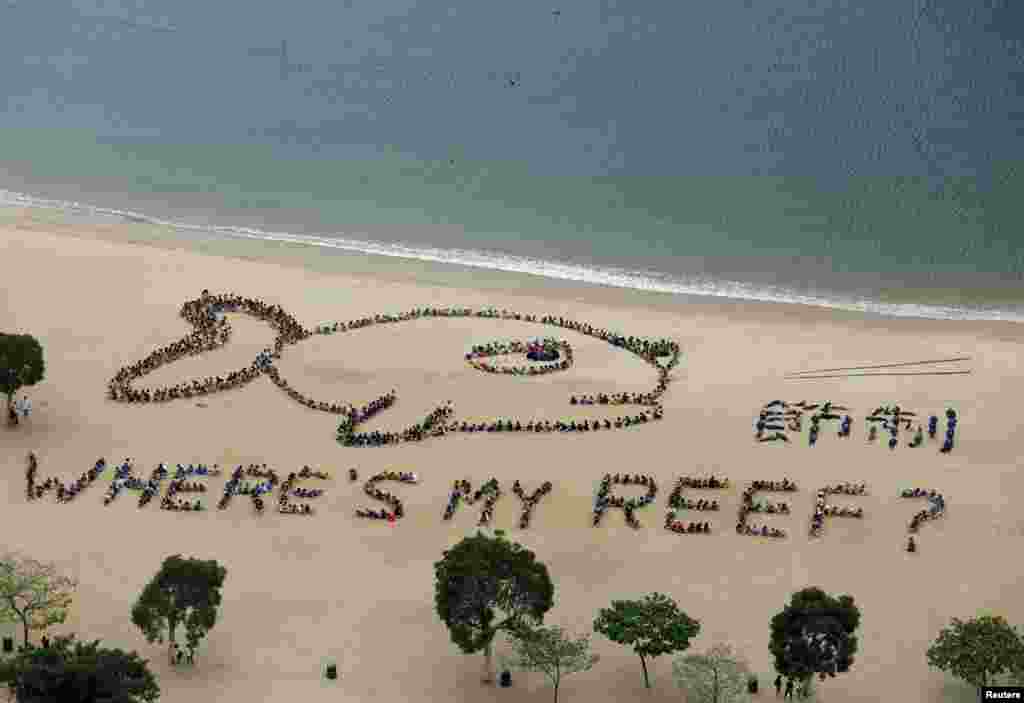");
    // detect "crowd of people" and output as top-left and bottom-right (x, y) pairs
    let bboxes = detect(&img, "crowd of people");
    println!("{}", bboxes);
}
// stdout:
(512, 480), (553, 529)
(266, 362), (397, 419)
(339, 401), (454, 447)
(571, 392), (662, 406)
(310, 308), (682, 392)
(442, 478), (501, 525)
(103, 459), (166, 508)
(100, 456), (151, 505)
(756, 400), (853, 445)
(670, 496), (720, 511)
(867, 405), (921, 451)
(218, 464), (279, 513)
(824, 482), (867, 496)
(338, 404), (665, 448)
(25, 452), (39, 499)
(443, 479), (474, 521)
(664, 476), (725, 534)
(325, 307), (676, 446)
(940, 409), (958, 453)
(437, 478), (554, 528)
(664, 512), (712, 534)
(867, 405), (959, 453)
(26, 453), (107, 504)
(667, 475), (728, 511)
(808, 404), (851, 447)
(356, 470), (417, 521)
(24, 450), (956, 551)
(27, 454), (232, 510)
(902, 488), (946, 535)
(758, 400), (960, 453)
(292, 487), (324, 499)
(278, 466), (330, 515)
(7, 395), (32, 427)
(166, 462), (221, 504)
(593, 473), (658, 529)
(736, 479), (796, 538)
(809, 485), (866, 537)
(26, 452), (334, 516)
(108, 293), (681, 448)
(108, 291), (312, 403)
(162, 475), (206, 512)
(466, 339), (572, 376)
